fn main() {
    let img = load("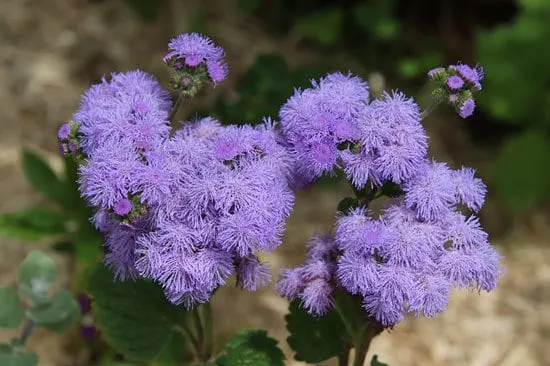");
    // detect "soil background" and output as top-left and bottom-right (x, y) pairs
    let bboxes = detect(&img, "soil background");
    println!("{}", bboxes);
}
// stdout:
(0, 1), (549, 365)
